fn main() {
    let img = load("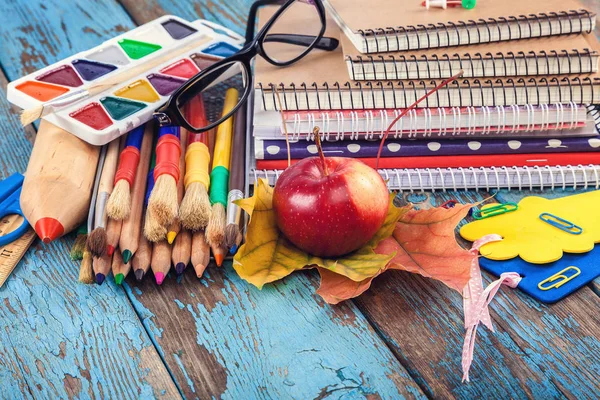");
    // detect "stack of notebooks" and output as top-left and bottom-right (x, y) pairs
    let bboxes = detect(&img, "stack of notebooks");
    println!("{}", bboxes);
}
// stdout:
(249, 0), (600, 191)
